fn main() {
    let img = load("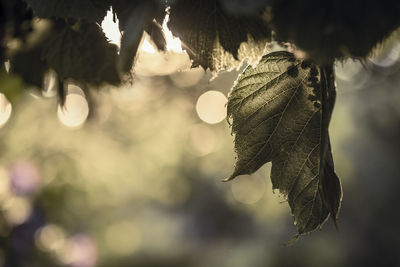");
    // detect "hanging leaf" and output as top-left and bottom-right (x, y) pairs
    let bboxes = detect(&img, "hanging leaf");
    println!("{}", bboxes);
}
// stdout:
(168, 0), (270, 71)
(23, 0), (111, 23)
(42, 21), (120, 85)
(144, 21), (166, 51)
(112, 0), (165, 73)
(226, 51), (342, 234)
